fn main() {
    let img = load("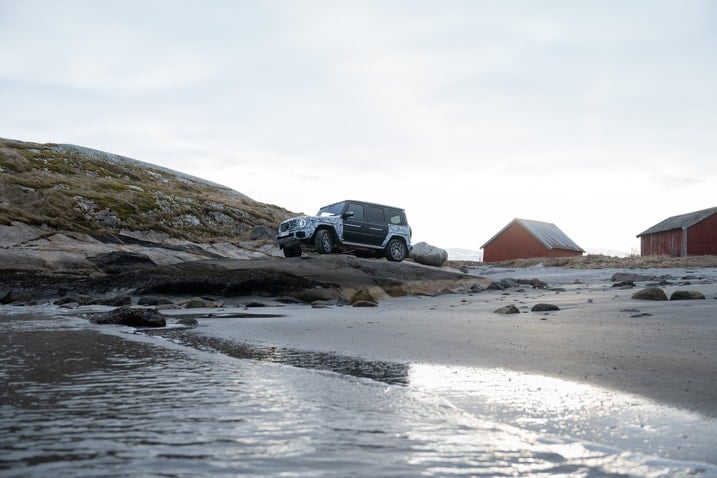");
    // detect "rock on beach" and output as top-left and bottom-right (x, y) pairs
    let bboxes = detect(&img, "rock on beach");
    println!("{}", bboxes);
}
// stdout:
(631, 287), (668, 301)
(91, 307), (166, 327)
(531, 303), (560, 312)
(494, 304), (520, 314)
(410, 242), (448, 267)
(670, 290), (706, 300)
